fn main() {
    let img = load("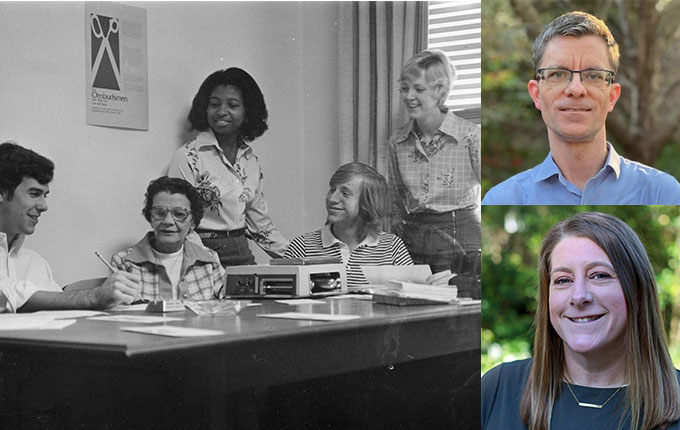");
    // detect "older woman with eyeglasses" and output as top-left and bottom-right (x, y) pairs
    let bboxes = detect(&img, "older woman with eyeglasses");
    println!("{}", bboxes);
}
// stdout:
(111, 176), (225, 301)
